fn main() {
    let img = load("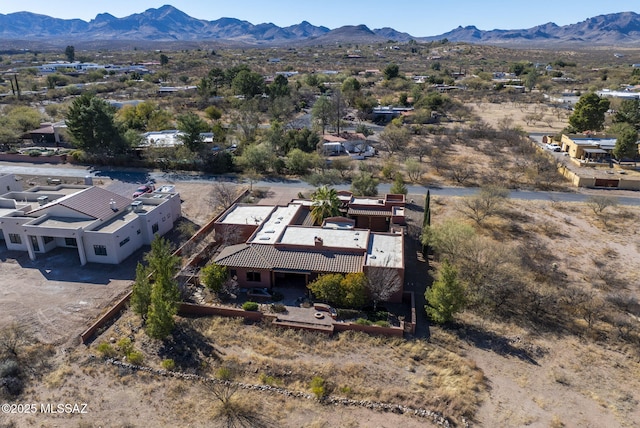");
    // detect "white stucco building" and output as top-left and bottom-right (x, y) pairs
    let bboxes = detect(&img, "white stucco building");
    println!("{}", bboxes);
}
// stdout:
(0, 174), (181, 265)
